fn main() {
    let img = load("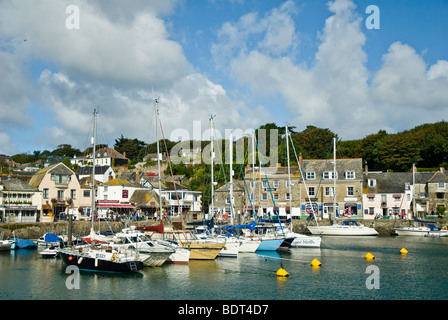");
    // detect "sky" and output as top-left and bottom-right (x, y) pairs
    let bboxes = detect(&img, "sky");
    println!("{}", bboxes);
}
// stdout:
(0, 0), (447, 155)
